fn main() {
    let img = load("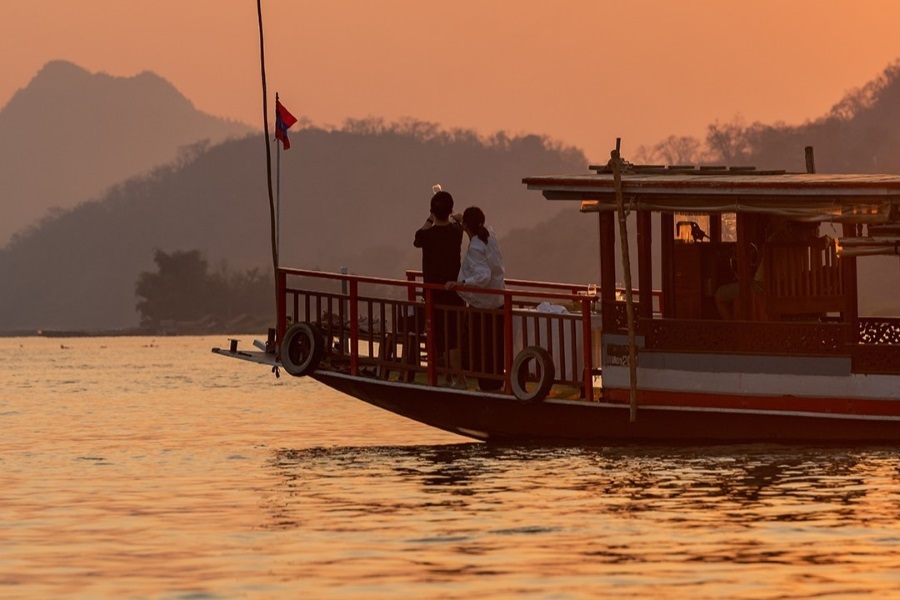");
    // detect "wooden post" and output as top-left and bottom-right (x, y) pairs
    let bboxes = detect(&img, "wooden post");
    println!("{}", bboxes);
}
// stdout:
(842, 222), (859, 344)
(735, 213), (753, 320)
(599, 212), (617, 330)
(805, 146), (816, 174)
(611, 139), (639, 422)
(637, 210), (653, 319)
(405, 270), (417, 302)
(709, 214), (722, 243)
(660, 213), (674, 318)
